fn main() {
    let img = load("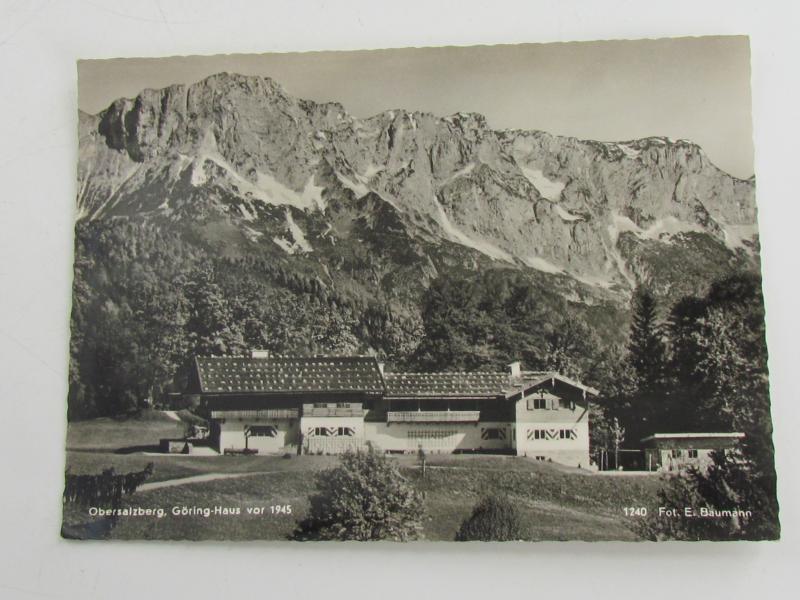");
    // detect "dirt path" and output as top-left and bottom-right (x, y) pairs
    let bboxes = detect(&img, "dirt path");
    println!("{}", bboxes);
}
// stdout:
(138, 471), (275, 492)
